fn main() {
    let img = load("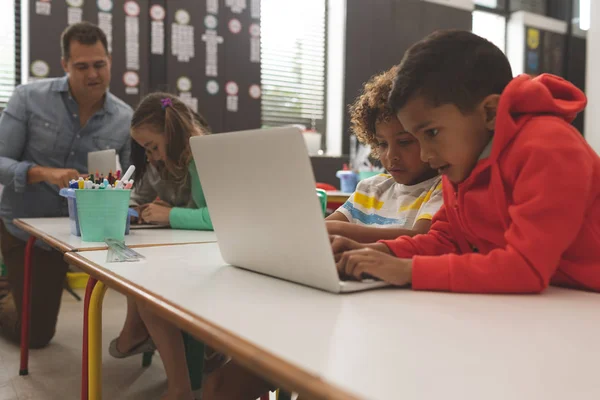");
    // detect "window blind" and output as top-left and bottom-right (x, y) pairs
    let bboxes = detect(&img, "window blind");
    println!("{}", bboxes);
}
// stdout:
(260, 0), (326, 130)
